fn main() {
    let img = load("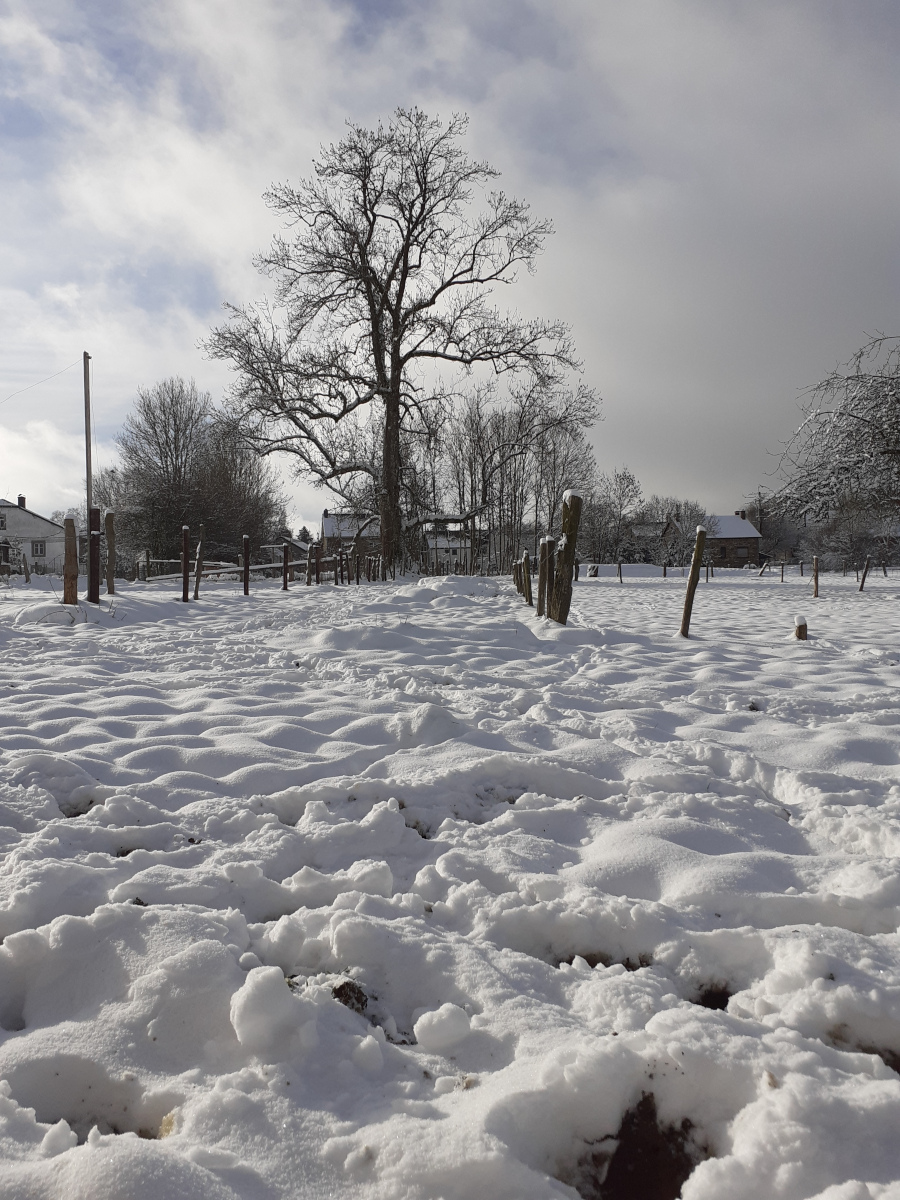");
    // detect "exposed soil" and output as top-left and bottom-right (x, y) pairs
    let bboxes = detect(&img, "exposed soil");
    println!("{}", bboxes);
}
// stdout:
(332, 979), (368, 1016)
(693, 983), (733, 1011)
